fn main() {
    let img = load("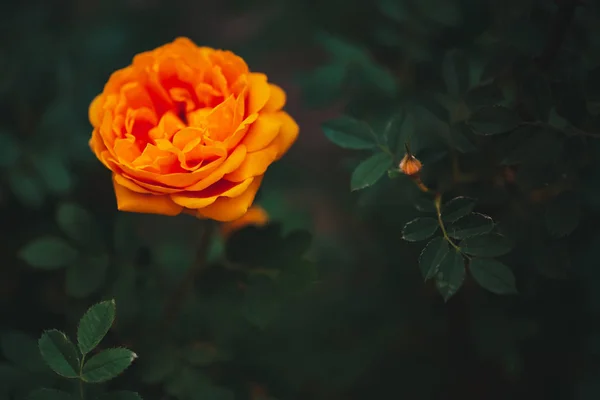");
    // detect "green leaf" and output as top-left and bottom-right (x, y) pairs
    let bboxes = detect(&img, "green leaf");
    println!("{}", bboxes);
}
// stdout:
(460, 234), (514, 257)
(465, 83), (505, 109)
(545, 191), (580, 238)
(469, 106), (520, 135)
(441, 197), (477, 223)
(316, 32), (369, 64)
(442, 49), (469, 98)
(77, 300), (116, 355)
(96, 391), (143, 400)
(38, 330), (80, 378)
(322, 117), (376, 149)
(0, 130), (20, 168)
(419, 237), (450, 280)
(469, 258), (518, 295)
(359, 63), (397, 97)
(434, 249), (465, 301)
(81, 348), (137, 383)
(448, 213), (494, 240)
(299, 63), (346, 108)
(8, 169), (45, 209)
(448, 123), (477, 153)
(28, 389), (75, 400)
(350, 152), (394, 191)
(56, 202), (96, 246)
(0, 331), (48, 373)
(402, 217), (439, 242)
(66, 254), (109, 298)
(31, 153), (72, 195)
(18, 236), (78, 270)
